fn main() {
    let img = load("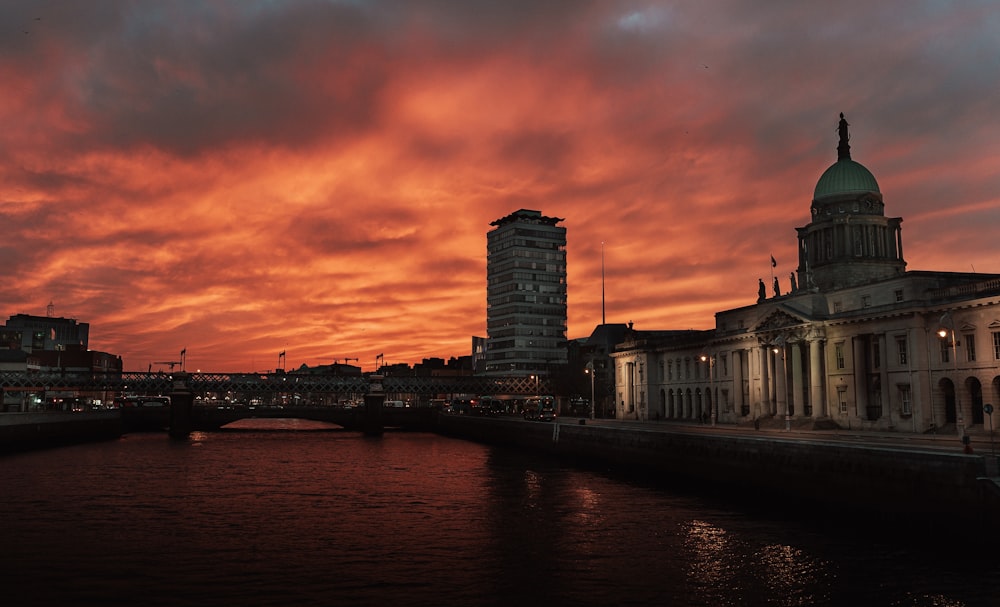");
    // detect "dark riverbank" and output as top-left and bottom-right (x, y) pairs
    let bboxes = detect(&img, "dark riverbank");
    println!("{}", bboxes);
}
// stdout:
(434, 414), (1000, 538)
(0, 411), (123, 454)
